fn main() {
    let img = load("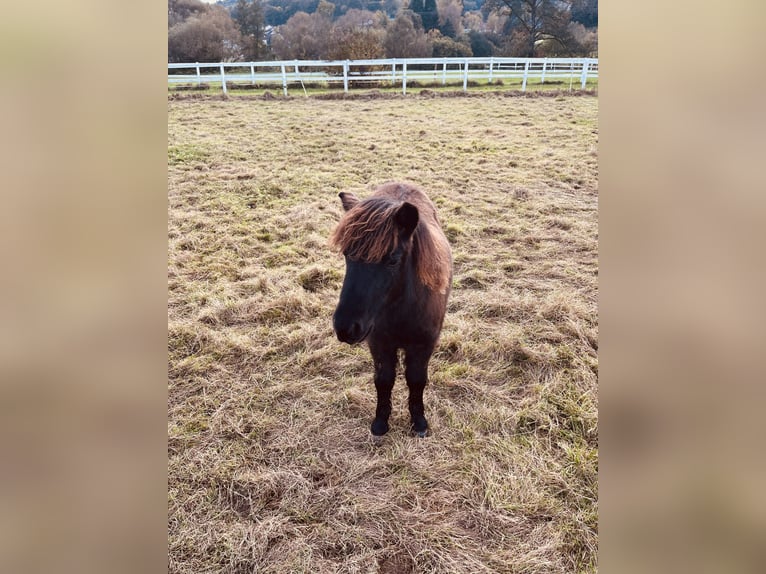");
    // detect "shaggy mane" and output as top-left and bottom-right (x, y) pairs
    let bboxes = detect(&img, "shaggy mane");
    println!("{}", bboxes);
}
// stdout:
(330, 183), (452, 293)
